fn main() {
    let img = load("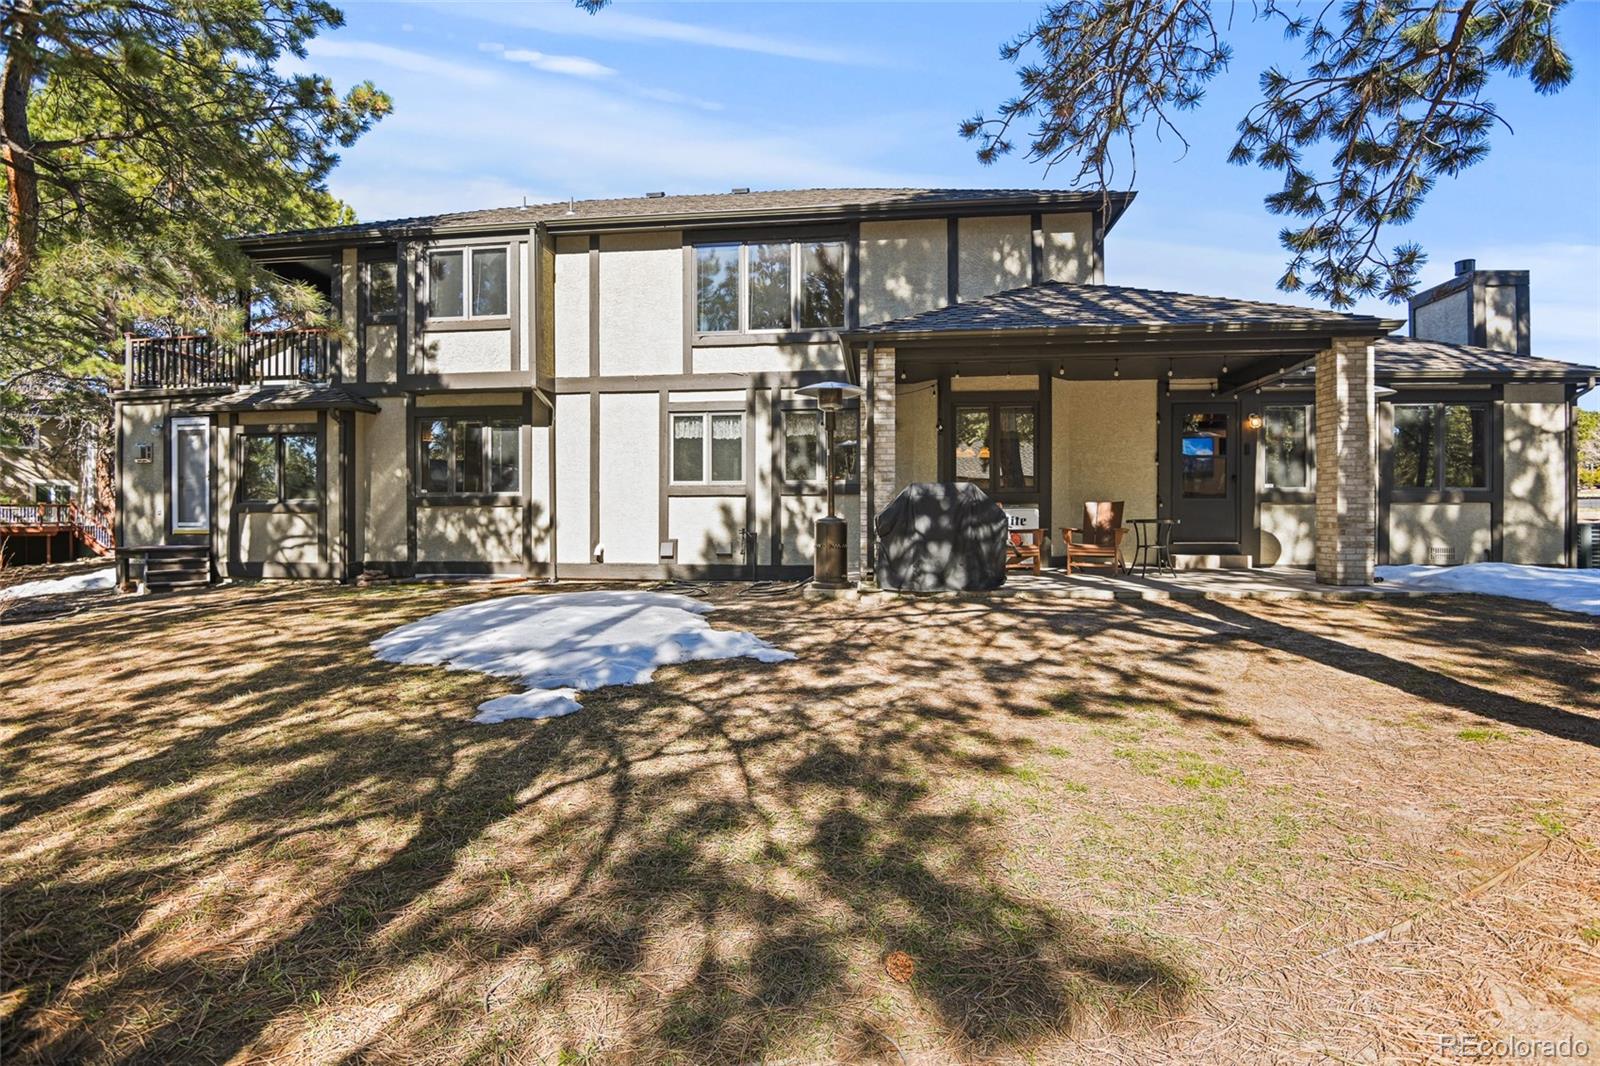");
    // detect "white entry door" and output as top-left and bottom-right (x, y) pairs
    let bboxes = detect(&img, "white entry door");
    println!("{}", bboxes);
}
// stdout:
(169, 416), (211, 533)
